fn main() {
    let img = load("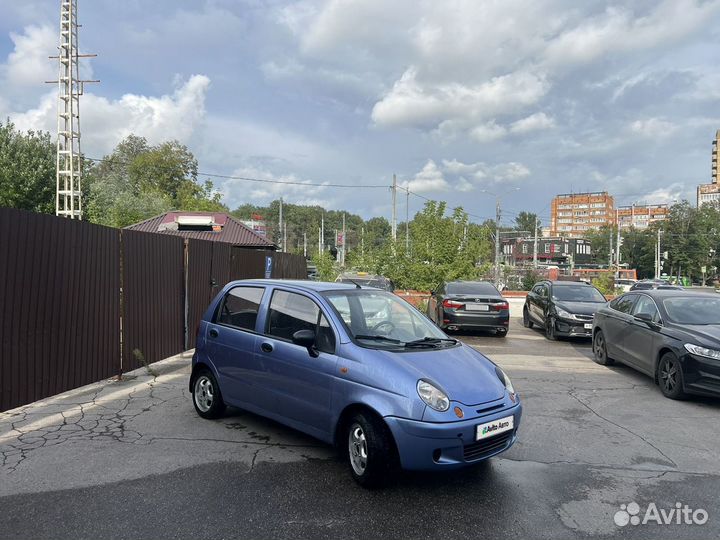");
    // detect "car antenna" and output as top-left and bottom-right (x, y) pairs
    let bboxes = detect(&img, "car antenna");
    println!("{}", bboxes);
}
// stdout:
(348, 279), (362, 289)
